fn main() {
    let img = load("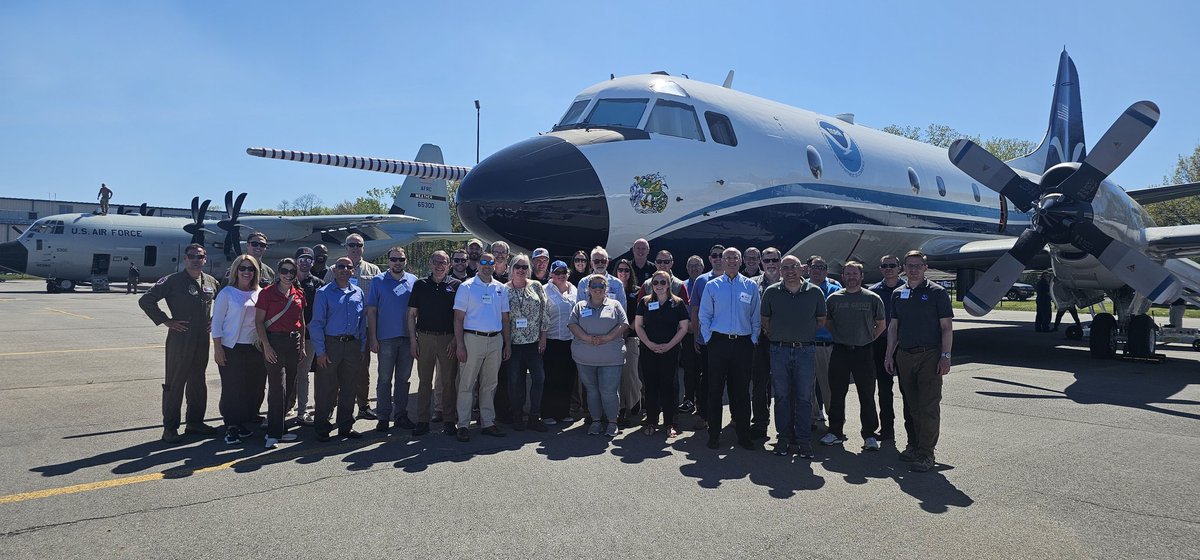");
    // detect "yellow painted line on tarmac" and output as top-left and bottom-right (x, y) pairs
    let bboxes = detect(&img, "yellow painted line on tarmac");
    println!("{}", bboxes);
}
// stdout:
(42, 307), (93, 320)
(0, 345), (163, 357)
